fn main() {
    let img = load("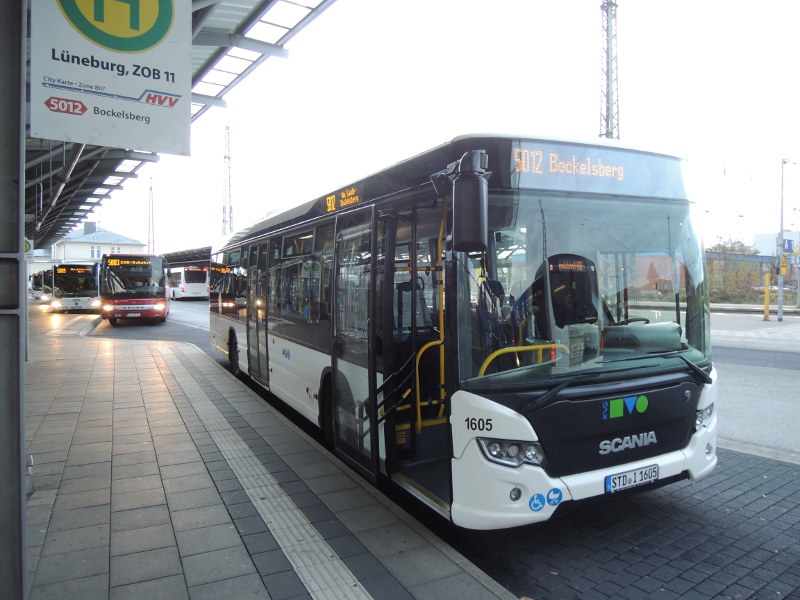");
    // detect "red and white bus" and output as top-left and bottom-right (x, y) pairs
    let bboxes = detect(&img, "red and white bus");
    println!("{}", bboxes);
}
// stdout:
(99, 254), (170, 326)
